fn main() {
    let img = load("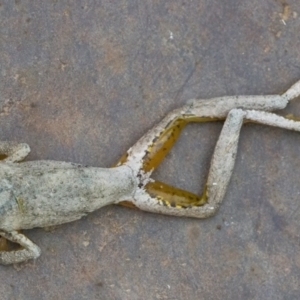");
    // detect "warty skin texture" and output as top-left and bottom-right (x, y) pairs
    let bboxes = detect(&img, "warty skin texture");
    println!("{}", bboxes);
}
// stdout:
(0, 161), (136, 231)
